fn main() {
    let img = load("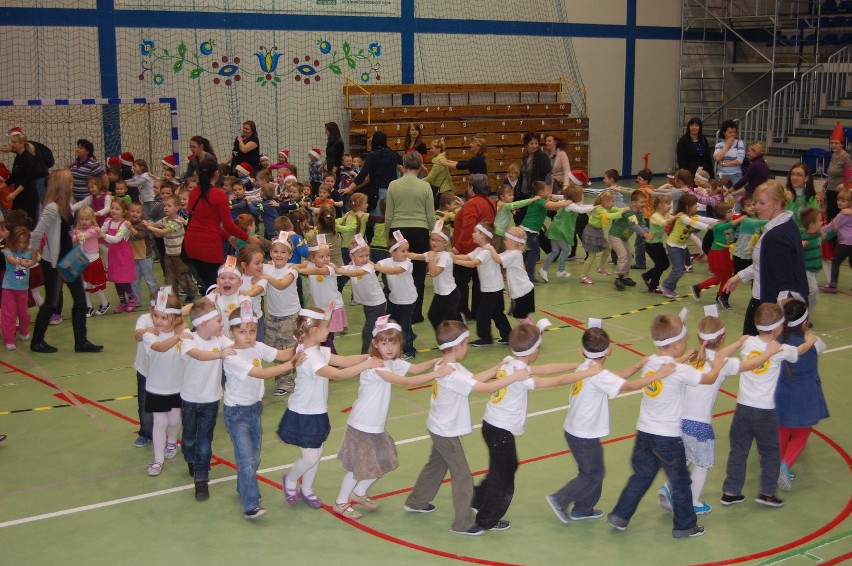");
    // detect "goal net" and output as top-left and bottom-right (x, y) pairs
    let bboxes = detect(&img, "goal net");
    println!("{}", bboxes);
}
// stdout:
(0, 98), (178, 175)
